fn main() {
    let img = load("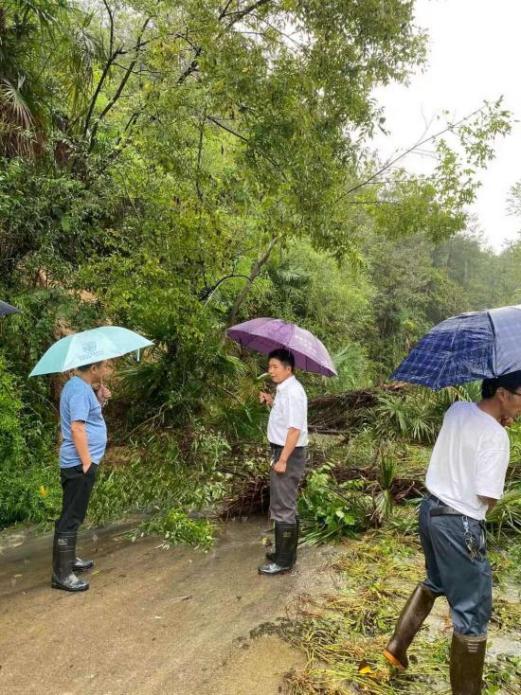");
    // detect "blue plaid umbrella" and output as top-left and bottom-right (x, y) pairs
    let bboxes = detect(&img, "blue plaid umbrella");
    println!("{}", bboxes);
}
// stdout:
(392, 305), (521, 389)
